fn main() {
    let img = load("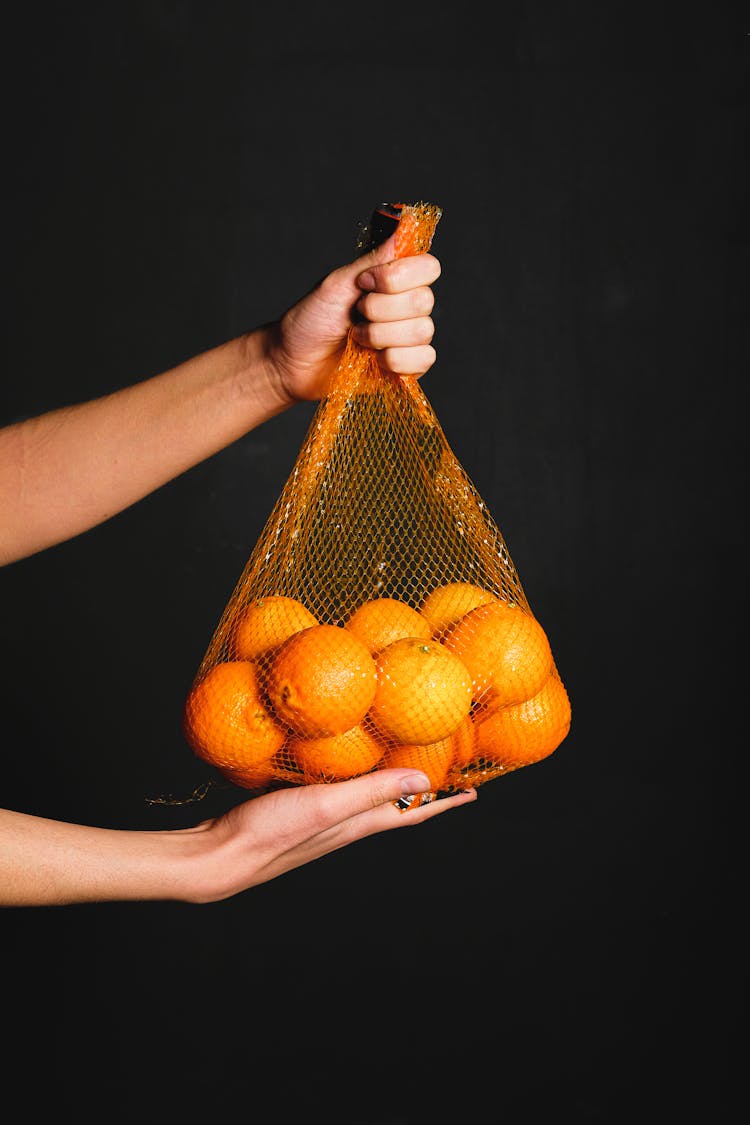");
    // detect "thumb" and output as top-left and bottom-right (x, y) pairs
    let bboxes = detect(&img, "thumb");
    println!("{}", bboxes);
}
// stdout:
(319, 232), (399, 310)
(316, 767), (432, 828)
(353, 230), (398, 270)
